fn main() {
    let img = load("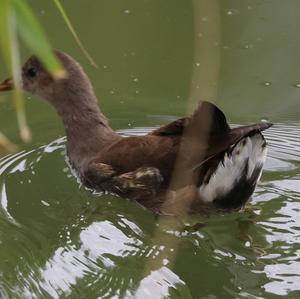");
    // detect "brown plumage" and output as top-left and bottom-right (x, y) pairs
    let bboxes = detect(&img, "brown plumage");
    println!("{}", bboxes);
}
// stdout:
(0, 50), (272, 215)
